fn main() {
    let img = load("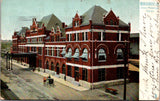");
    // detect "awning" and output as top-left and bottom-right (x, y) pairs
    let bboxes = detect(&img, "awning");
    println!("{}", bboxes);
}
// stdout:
(65, 52), (72, 58)
(80, 53), (88, 59)
(72, 53), (79, 58)
(61, 49), (66, 55)
(128, 63), (139, 72)
(98, 53), (106, 58)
